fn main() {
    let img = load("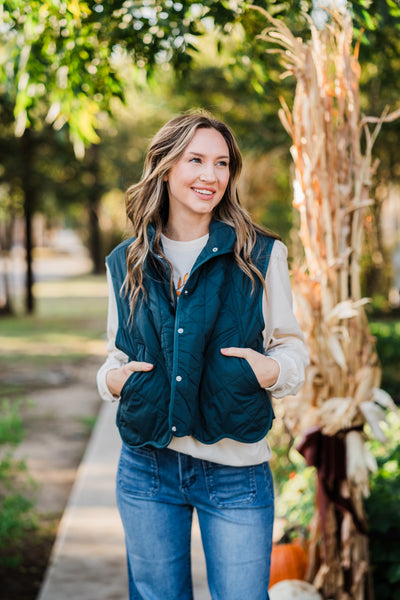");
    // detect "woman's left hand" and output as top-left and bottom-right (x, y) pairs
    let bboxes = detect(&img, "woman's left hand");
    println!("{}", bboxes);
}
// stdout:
(220, 347), (280, 389)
